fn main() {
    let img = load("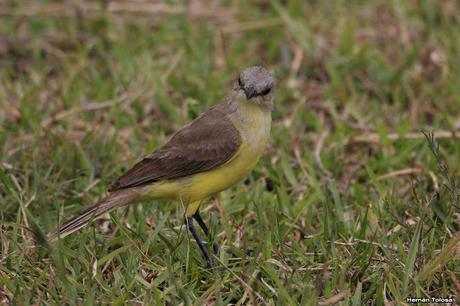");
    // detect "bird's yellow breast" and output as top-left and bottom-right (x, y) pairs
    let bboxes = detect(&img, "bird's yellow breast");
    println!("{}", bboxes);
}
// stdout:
(140, 98), (271, 215)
